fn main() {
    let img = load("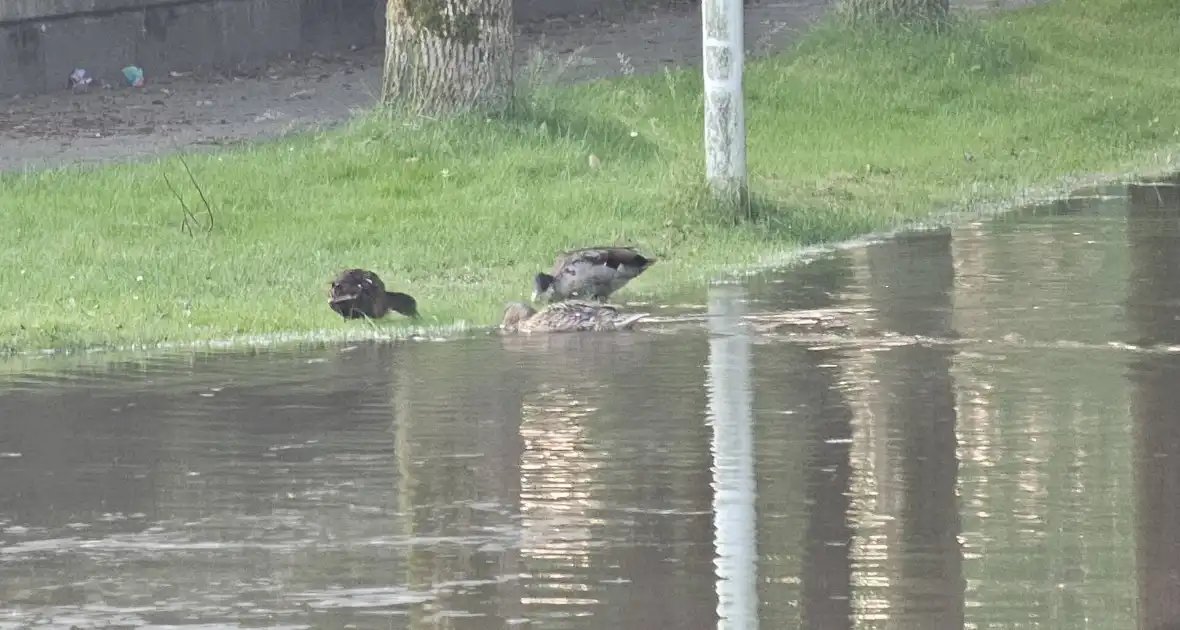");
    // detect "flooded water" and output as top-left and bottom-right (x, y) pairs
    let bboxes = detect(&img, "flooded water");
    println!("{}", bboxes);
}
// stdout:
(3, 176), (1180, 629)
